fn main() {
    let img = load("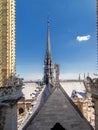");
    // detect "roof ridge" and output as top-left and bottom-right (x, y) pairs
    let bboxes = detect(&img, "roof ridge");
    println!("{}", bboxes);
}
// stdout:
(59, 84), (94, 129)
(22, 84), (94, 130)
